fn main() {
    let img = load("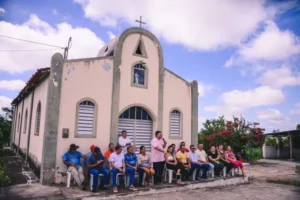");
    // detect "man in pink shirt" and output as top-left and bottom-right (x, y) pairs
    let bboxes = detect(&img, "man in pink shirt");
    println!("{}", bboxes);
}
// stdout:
(151, 130), (167, 184)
